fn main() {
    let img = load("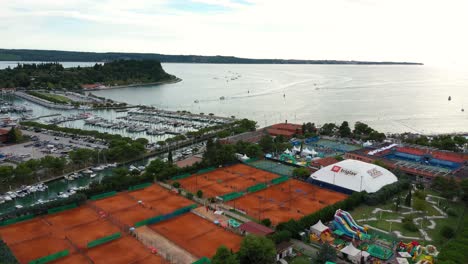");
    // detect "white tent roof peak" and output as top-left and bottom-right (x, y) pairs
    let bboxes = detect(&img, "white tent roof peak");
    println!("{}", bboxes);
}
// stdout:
(309, 159), (398, 193)
(310, 220), (329, 233)
(341, 244), (361, 257)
